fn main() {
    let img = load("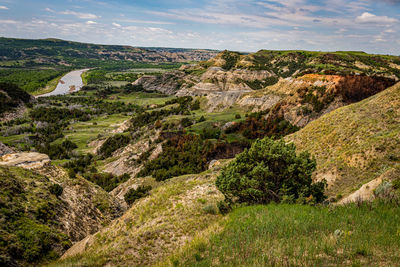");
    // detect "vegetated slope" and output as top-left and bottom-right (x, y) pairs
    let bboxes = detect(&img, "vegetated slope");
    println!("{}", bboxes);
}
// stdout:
(287, 82), (400, 198)
(166, 203), (400, 266)
(0, 166), (70, 266)
(135, 50), (400, 127)
(0, 157), (124, 266)
(0, 82), (33, 117)
(0, 37), (217, 94)
(52, 166), (225, 267)
(0, 37), (218, 66)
